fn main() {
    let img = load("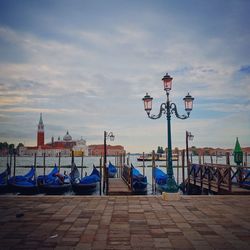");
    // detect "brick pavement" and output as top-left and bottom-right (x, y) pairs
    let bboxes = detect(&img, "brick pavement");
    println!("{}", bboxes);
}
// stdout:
(0, 195), (249, 249)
